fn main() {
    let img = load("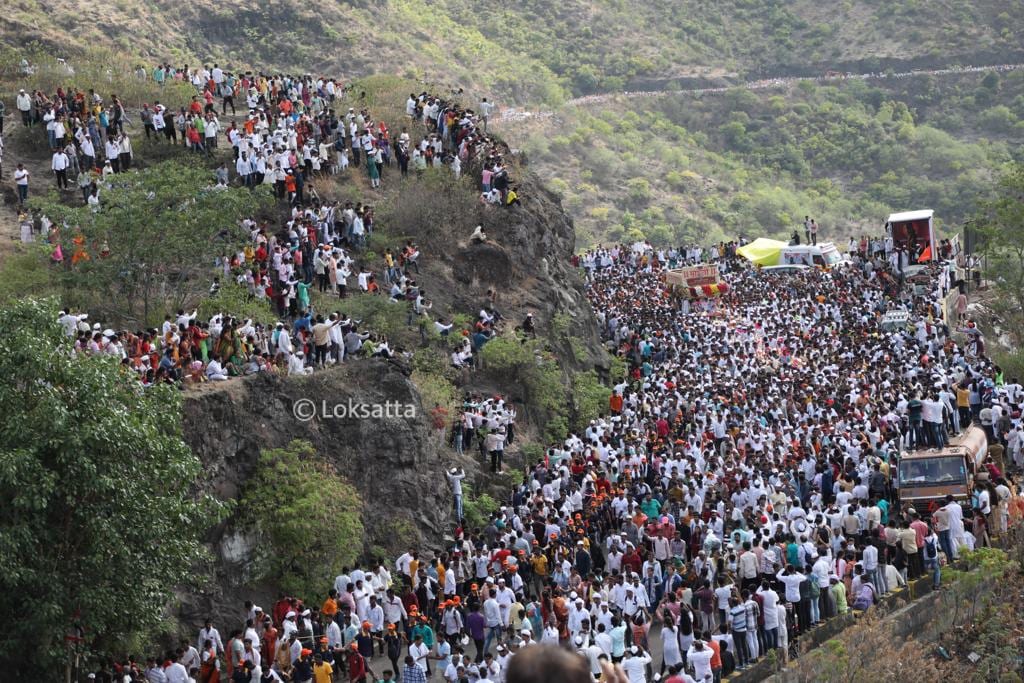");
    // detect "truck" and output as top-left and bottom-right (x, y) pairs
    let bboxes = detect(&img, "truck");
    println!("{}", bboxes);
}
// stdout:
(897, 426), (988, 515)
(736, 238), (845, 269)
